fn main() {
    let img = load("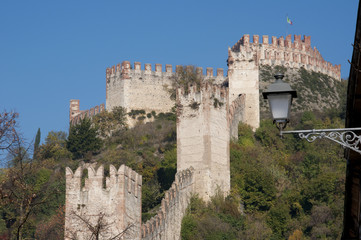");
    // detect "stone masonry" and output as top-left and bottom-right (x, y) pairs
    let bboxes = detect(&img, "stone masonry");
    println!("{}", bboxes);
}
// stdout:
(65, 164), (142, 239)
(176, 84), (231, 201)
